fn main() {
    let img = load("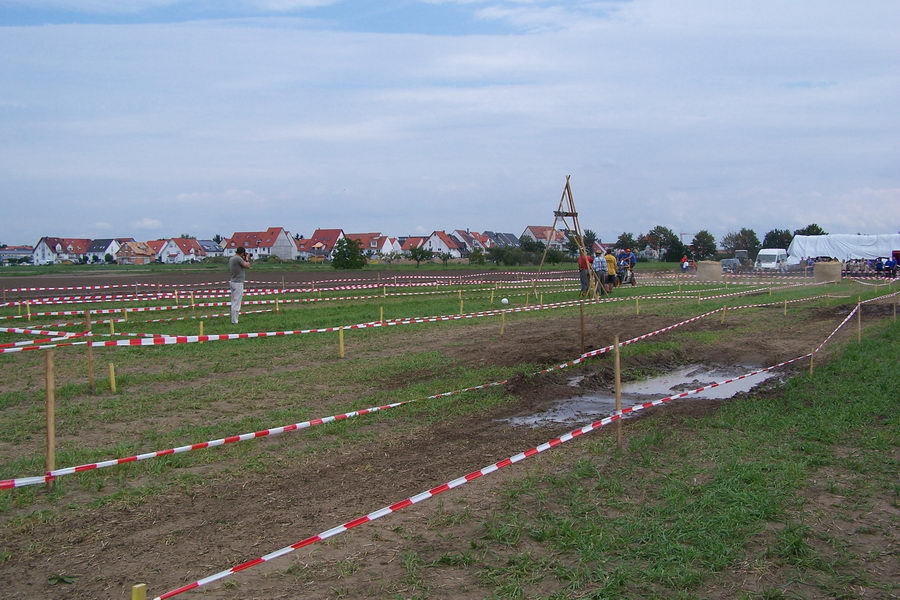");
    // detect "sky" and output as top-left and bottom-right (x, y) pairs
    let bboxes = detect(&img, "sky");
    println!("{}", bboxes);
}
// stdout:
(1, 0), (898, 247)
